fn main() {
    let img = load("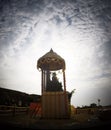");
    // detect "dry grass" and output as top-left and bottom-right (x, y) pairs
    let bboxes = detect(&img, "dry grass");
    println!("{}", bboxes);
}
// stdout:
(0, 113), (93, 127)
(0, 112), (110, 129)
(71, 113), (92, 123)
